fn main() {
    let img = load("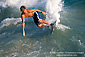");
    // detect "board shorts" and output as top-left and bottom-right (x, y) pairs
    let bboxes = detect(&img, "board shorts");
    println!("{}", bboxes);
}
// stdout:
(33, 11), (43, 26)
